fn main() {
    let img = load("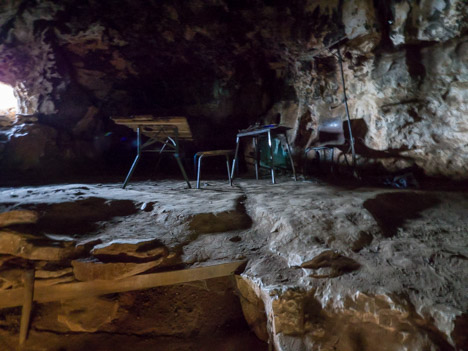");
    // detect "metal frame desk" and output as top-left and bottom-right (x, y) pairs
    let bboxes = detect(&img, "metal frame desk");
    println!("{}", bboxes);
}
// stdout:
(112, 116), (192, 189)
(231, 125), (297, 185)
